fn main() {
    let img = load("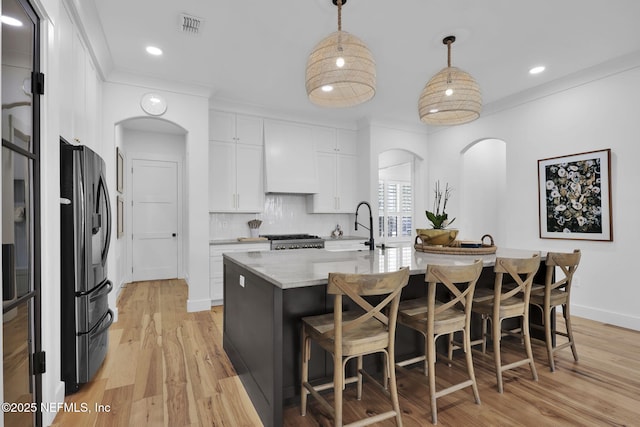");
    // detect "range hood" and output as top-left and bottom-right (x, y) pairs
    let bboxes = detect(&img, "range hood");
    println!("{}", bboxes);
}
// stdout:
(264, 119), (319, 194)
